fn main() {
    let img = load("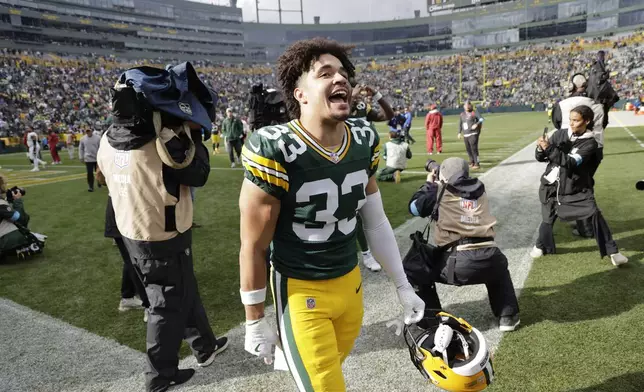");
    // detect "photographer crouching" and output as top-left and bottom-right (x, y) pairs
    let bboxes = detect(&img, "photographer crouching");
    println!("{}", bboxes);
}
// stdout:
(405, 157), (520, 332)
(97, 63), (228, 392)
(0, 178), (46, 261)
